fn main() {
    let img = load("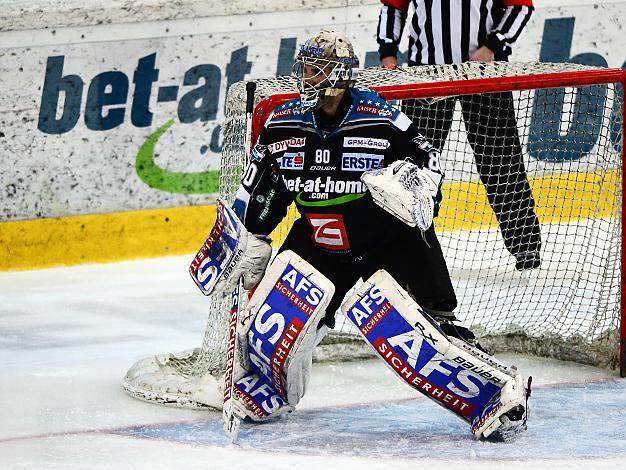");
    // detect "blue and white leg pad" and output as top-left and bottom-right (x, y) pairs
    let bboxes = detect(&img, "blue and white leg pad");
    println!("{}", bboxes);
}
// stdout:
(341, 269), (529, 440)
(231, 250), (335, 421)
